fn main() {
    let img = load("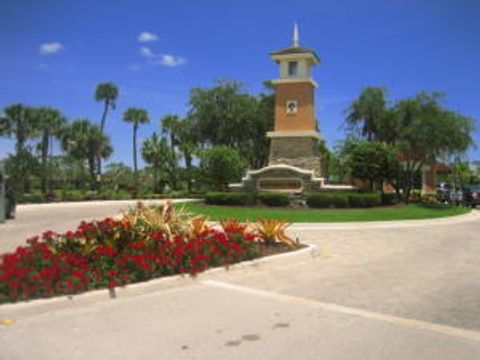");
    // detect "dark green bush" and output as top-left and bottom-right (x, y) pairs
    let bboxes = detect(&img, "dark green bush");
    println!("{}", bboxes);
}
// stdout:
(347, 193), (381, 208)
(142, 192), (205, 200)
(205, 192), (256, 206)
(98, 190), (131, 200)
(61, 189), (86, 202)
(258, 192), (290, 207)
(17, 192), (44, 204)
(381, 192), (398, 206)
(306, 193), (349, 208)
